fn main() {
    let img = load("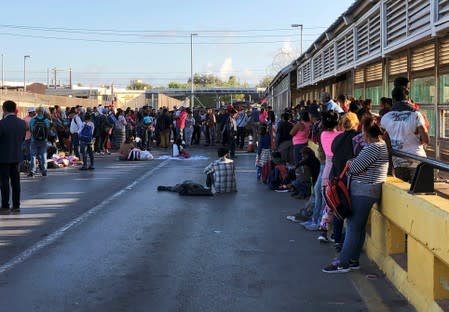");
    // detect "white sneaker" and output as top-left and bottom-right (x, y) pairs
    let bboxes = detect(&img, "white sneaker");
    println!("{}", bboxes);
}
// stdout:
(286, 215), (300, 223)
(318, 235), (329, 243)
